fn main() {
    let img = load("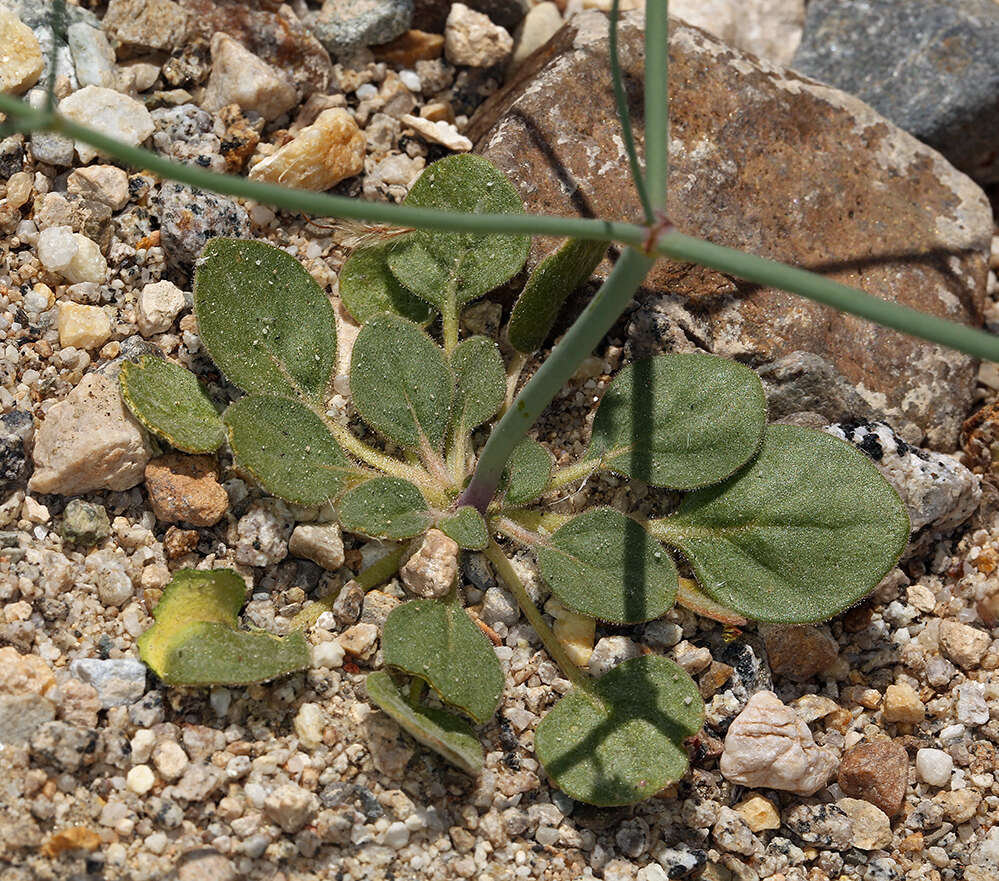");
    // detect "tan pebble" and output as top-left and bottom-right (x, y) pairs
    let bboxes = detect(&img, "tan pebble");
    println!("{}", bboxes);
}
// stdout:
(882, 682), (924, 723)
(938, 619), (990, 669)
(144, 454), (228, 527)
(373, 29), (445, 65)
(58, 303), (111, 350)
(934, 789), (981, 824)
(836, 797), (892, 850)
(400, 529), (459, 598)
(733, 794), (780, 832)
(763, 624), (839, 681)
(699, 660), (734, 699)
(338, 622), (379, 658)
(202, 33), (296, 121)
(0, 646), (55, 696)
(550, 602), (594, 667)
(249, 108), (364, 191)
(0, 7), (44, 94)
